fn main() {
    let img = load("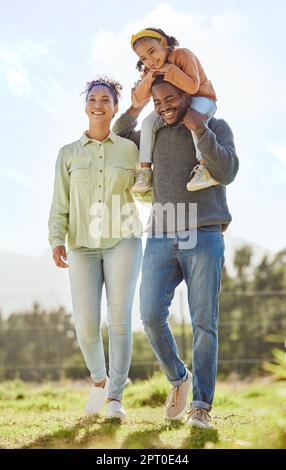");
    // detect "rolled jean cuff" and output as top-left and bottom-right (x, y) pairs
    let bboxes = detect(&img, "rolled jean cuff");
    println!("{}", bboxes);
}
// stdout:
(108, 394), (122, 402)
(91, 371), (107, 383)
(192, 400), (212, 411)
(169, 367), (188, 387)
